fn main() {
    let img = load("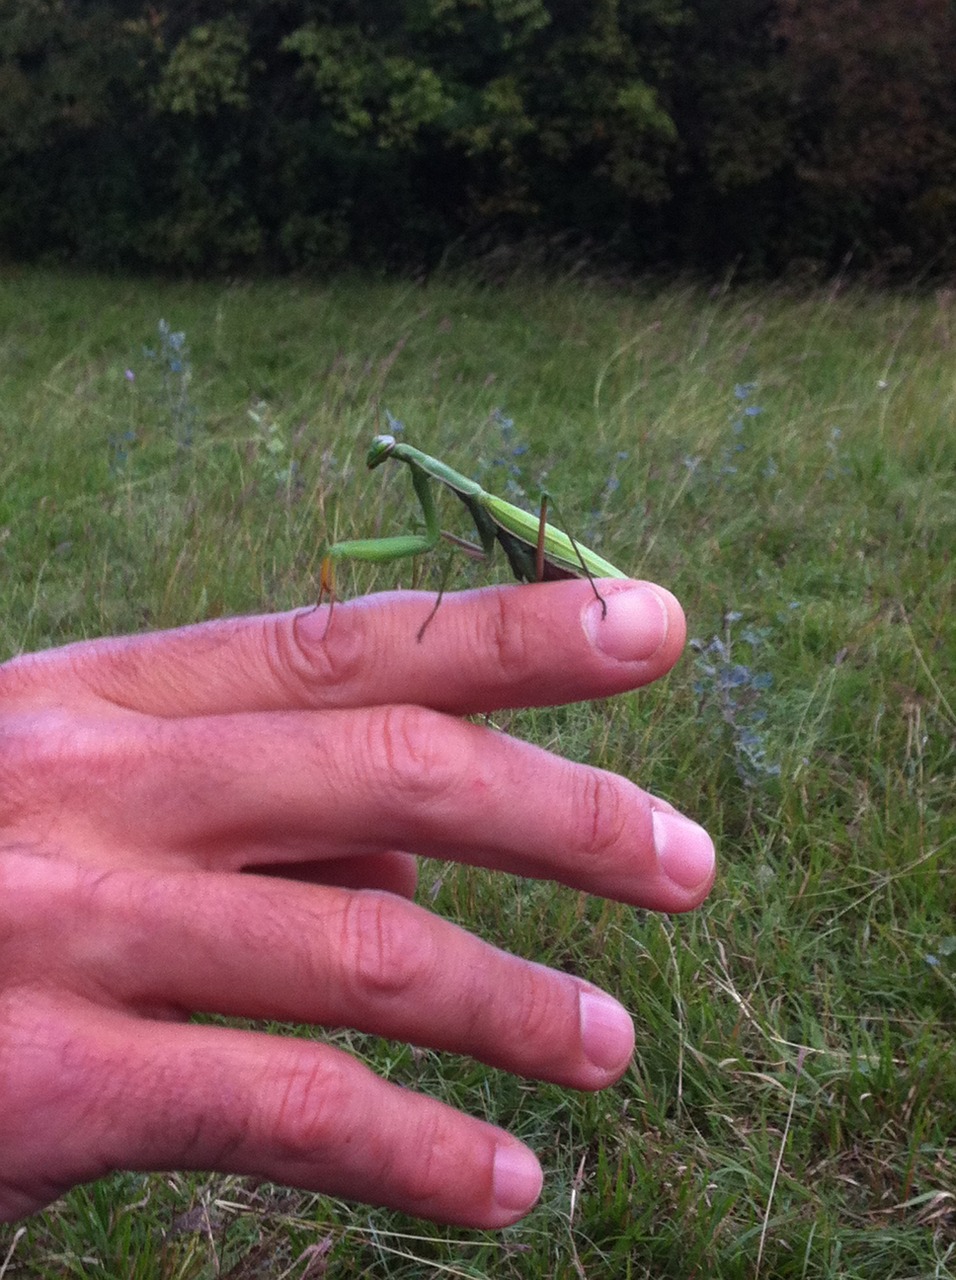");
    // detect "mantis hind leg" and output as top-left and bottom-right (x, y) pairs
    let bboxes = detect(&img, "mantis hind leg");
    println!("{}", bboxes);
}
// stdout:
(536, 493), (608, 618)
